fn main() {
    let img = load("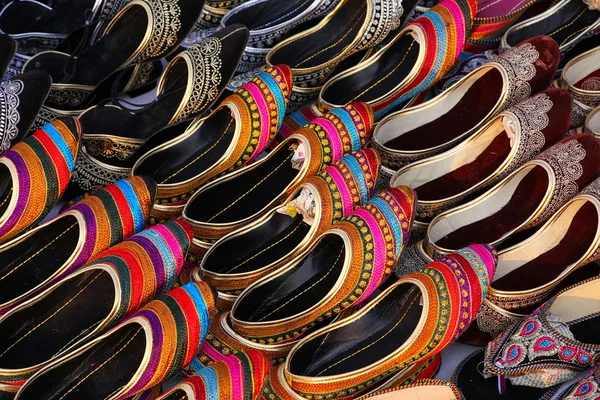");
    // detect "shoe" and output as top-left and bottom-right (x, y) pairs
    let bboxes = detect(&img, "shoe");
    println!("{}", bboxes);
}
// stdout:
(278, 245), (496, 399)
(0, 33), (15, 78)
(196, 0), (250, 29)
(355, 380), (462, 400)
(0, 220), (191, 387)
(0, 176), (155, 316)
(132, 65), (292, 224)
(586, 105), (600, 137)
(67, 25), (250, 195)
(181, 102), (373, 244)
(557, 364), (600, 399)
(196, 149), (380, 309)
(162, 350), (270, 400)
(14, 281), (217, 400)
(390, 90), (570, 243)
(317, 0), (477, 120)
(373, 37), (560, 170)
(0, 118), (81, 244)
